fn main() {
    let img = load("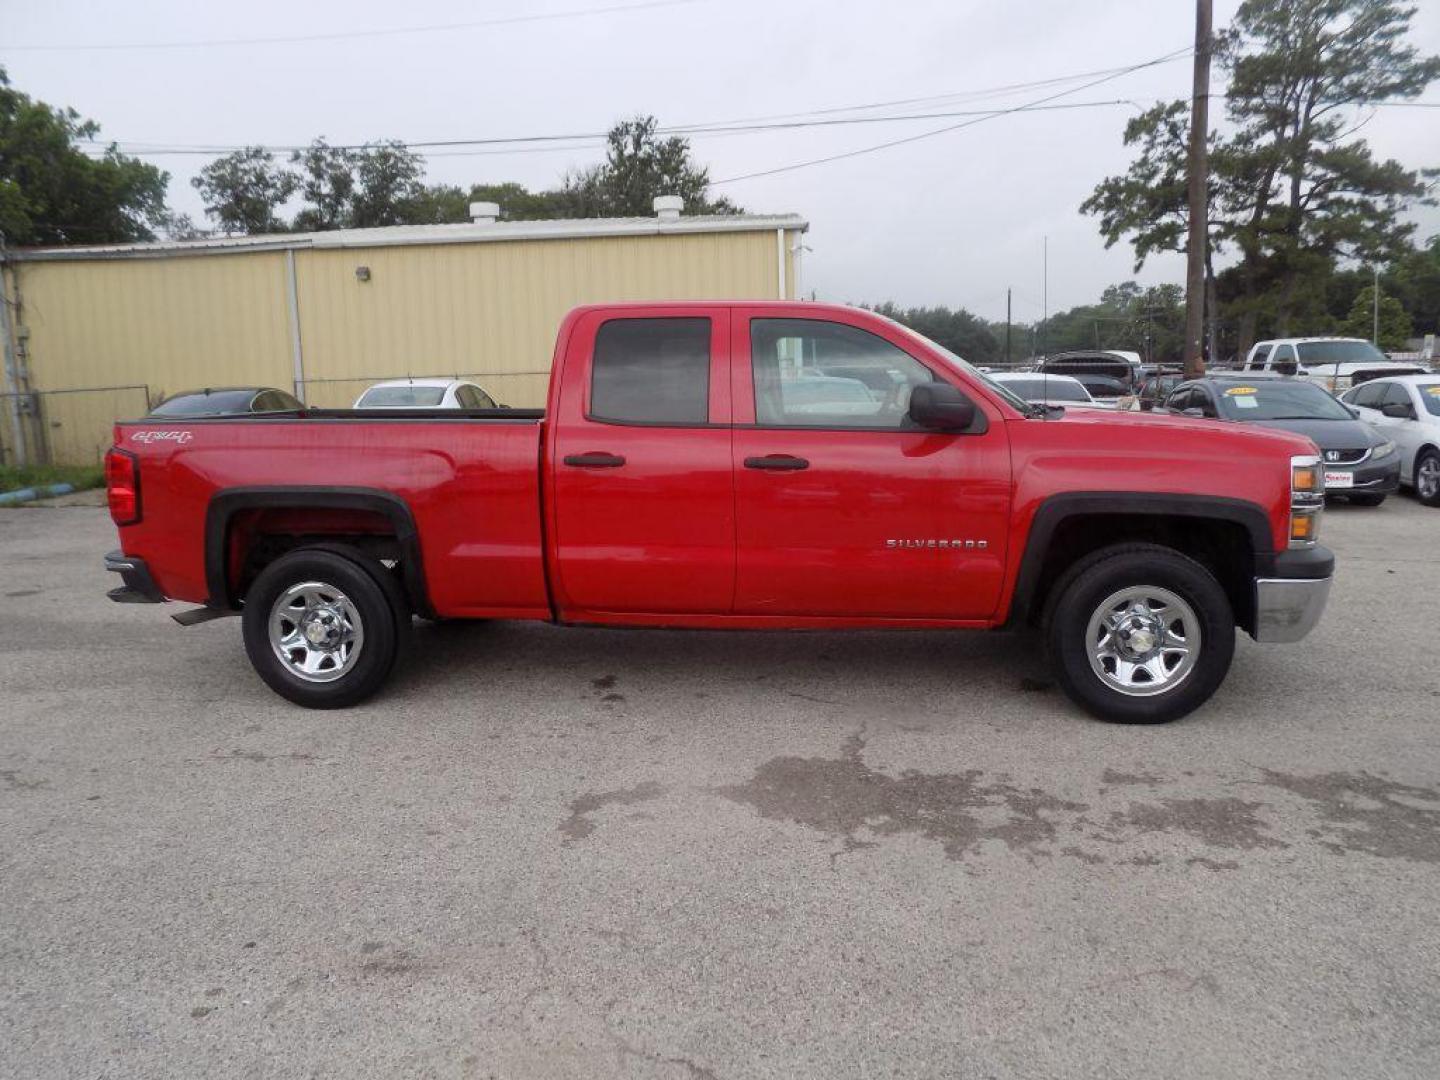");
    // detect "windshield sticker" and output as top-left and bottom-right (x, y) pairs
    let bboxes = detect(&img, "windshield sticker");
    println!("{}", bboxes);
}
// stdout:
(1224, 386), (1258, 396)
(1426, 386), (1440, 396)
(1232, 395), (1259, 409)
